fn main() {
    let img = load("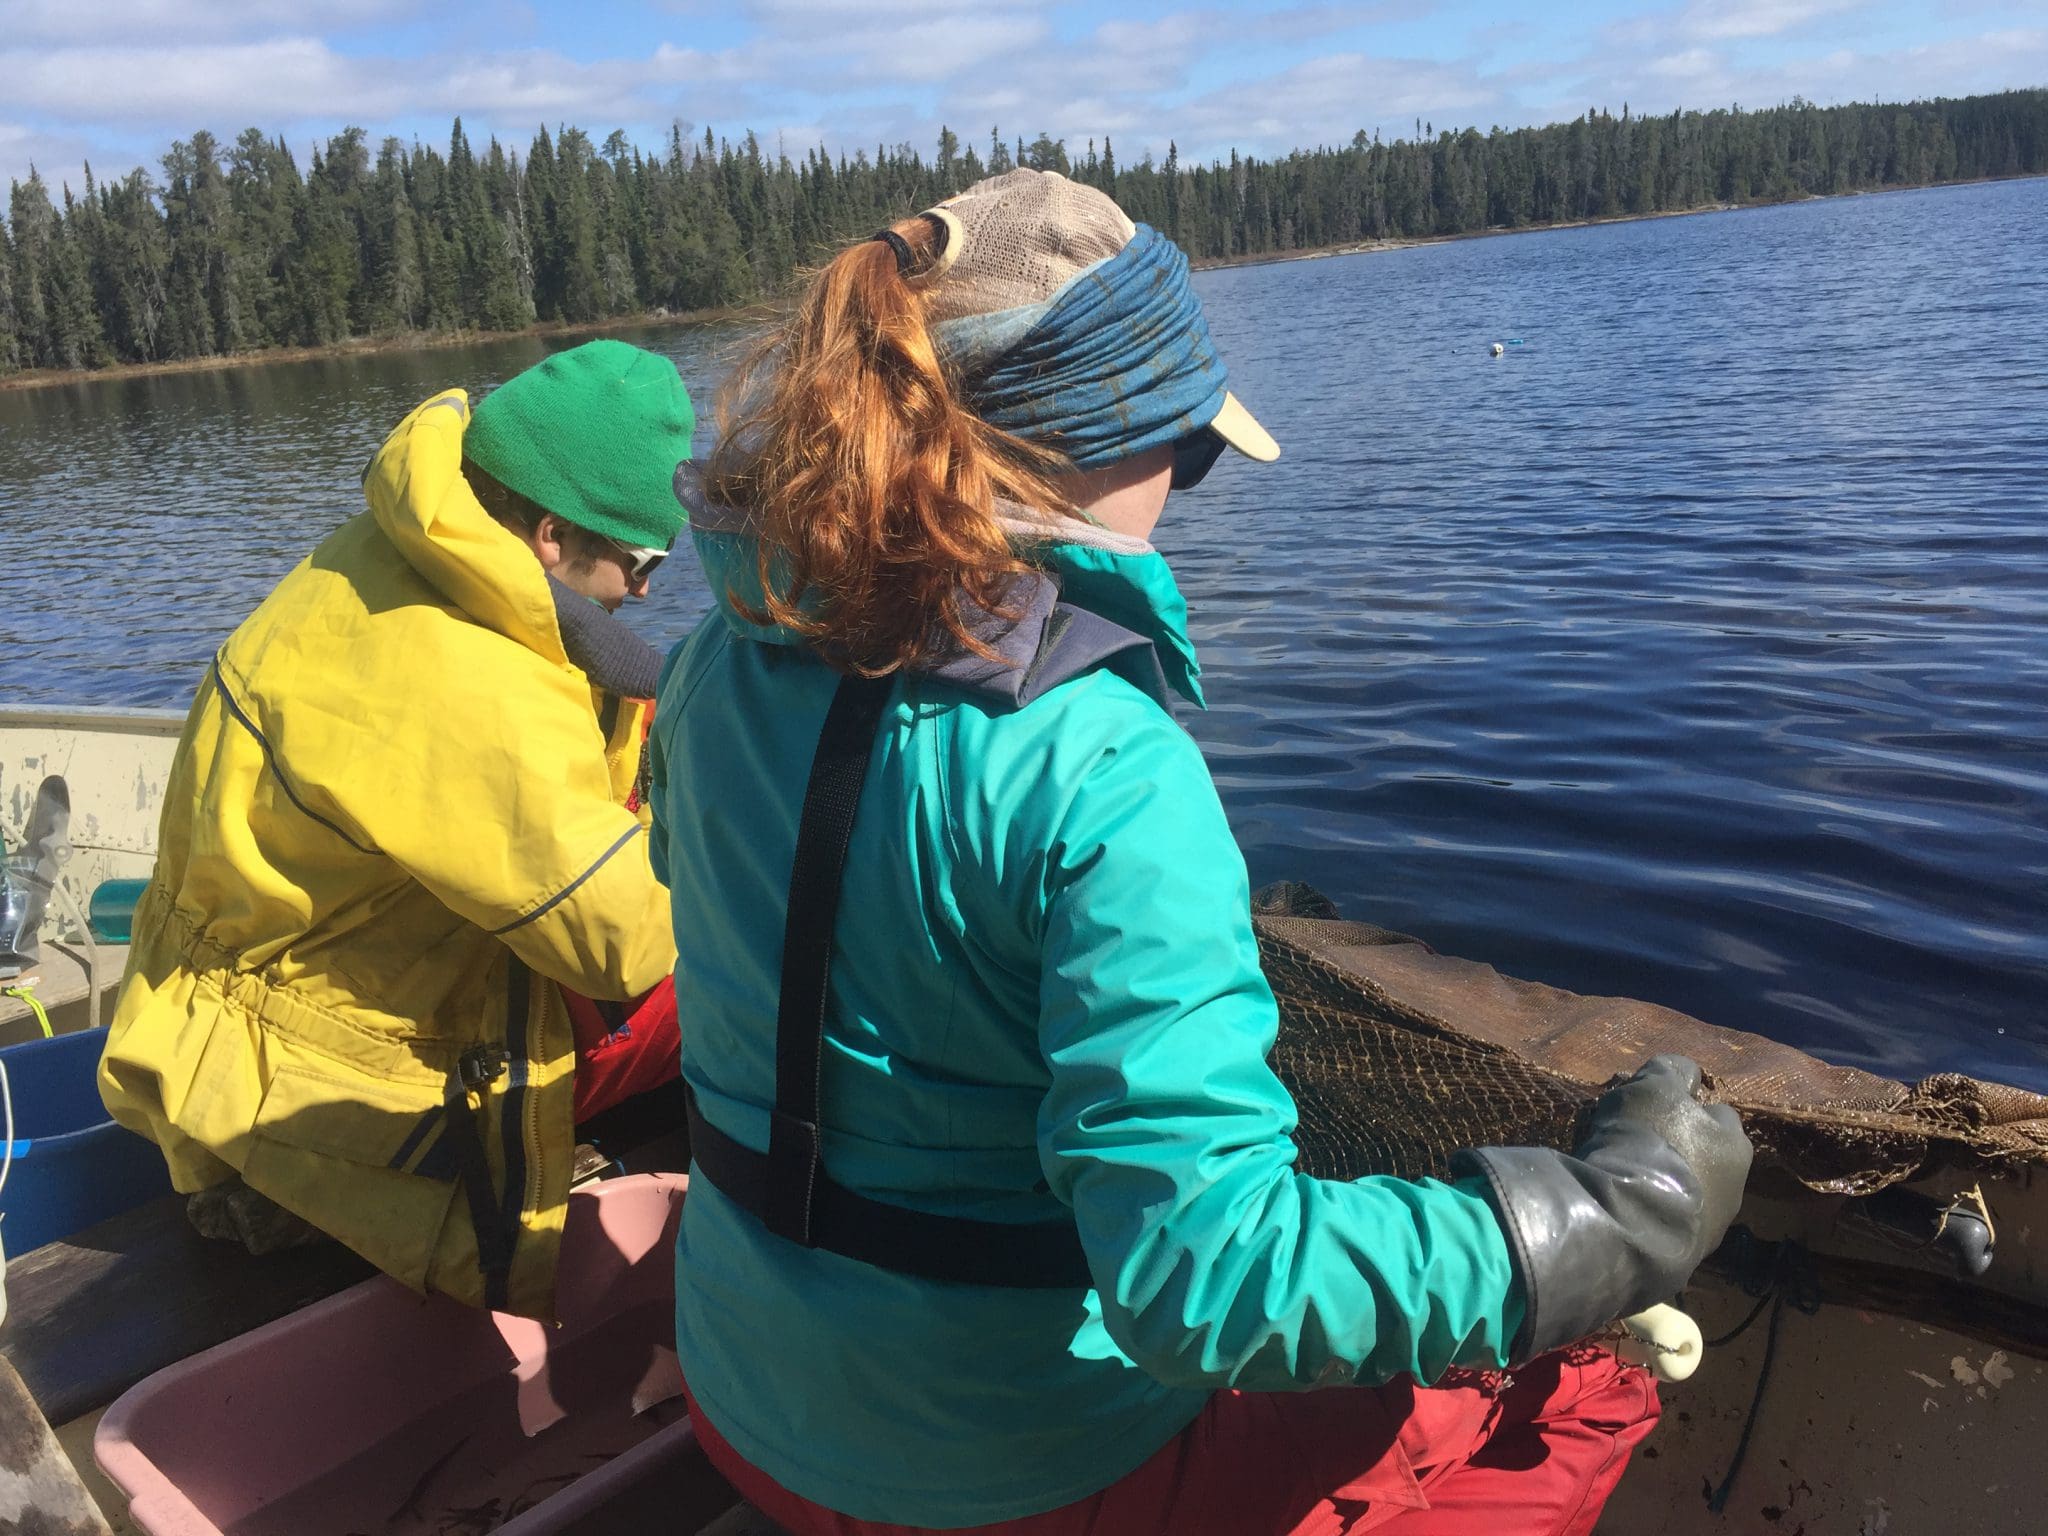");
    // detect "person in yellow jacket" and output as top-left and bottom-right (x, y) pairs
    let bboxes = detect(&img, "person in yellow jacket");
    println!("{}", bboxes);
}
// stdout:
(100, 340), (693, 1318)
